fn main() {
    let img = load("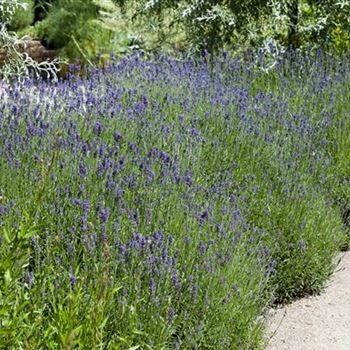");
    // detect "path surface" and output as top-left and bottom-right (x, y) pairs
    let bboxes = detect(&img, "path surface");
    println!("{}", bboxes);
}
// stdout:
(265, 251), (350, 350)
